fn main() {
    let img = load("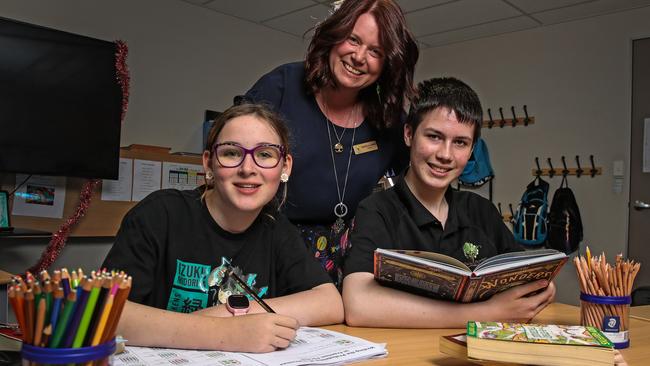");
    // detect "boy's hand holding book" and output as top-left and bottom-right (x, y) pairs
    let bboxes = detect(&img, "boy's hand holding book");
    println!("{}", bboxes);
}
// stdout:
(485, 280), (556, 323)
